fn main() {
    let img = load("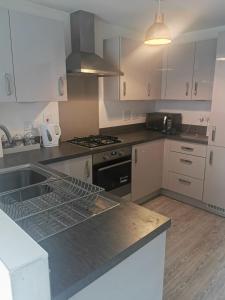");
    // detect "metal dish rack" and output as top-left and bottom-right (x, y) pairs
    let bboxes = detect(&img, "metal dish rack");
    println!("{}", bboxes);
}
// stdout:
(0, 176), (118, 242)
